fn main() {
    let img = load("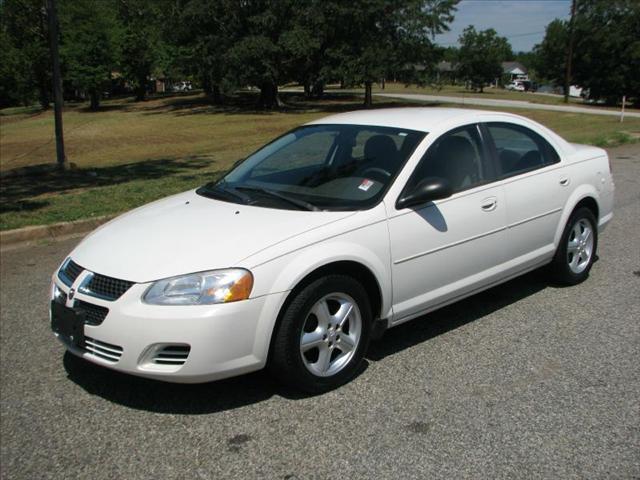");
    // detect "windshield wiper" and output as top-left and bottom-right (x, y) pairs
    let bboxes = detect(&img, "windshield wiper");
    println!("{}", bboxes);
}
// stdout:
(236, 186), (320, 211)
(200, 182), (252, 204)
